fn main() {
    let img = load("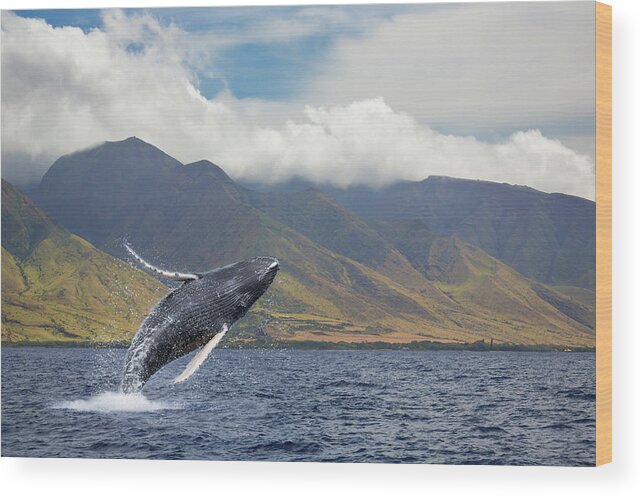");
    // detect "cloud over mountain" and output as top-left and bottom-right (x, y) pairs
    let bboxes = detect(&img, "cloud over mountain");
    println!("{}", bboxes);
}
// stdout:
(1, 8), (595, 199)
